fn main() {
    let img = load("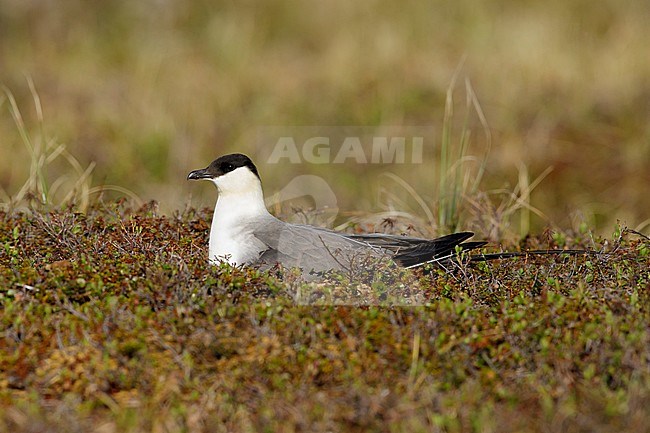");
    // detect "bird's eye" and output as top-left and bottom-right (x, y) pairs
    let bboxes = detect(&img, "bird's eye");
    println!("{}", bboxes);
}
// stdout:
(222, 163), (234, 172)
